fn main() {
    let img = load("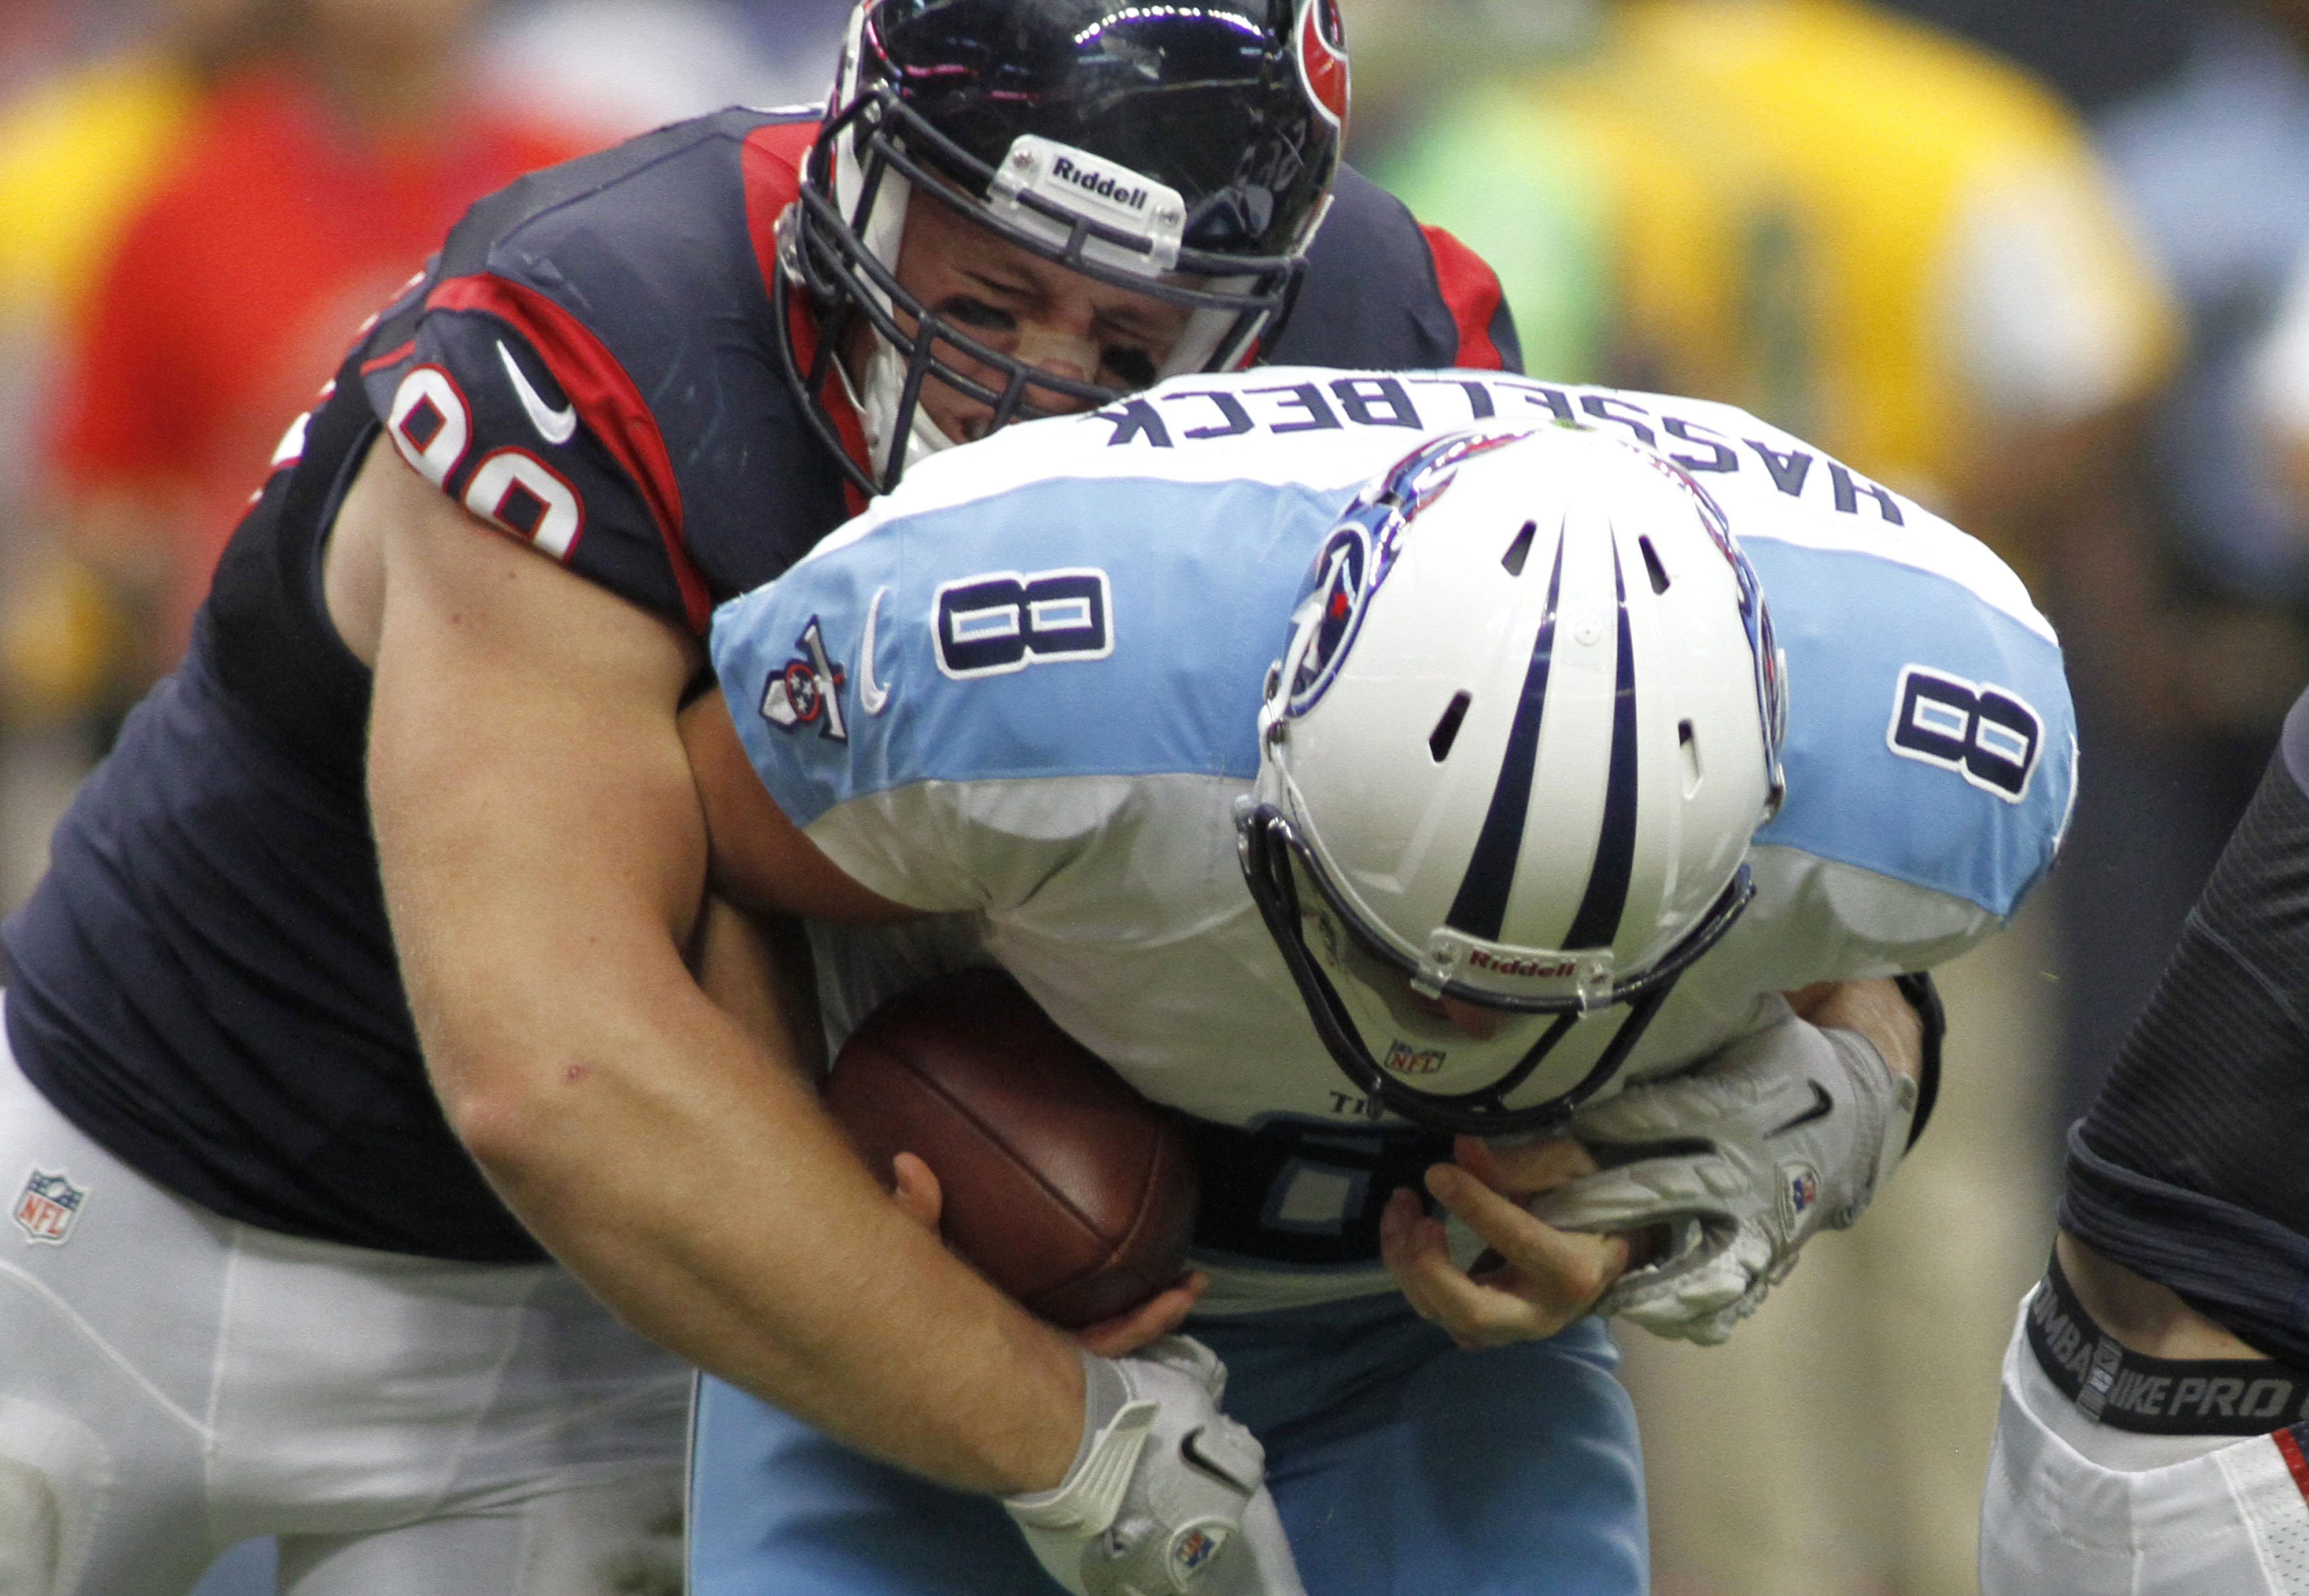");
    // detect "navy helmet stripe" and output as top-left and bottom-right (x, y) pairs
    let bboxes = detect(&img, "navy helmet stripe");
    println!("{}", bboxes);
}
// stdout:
(1562, 543), (1638, 950)
(1445, 530), (1567, 940)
